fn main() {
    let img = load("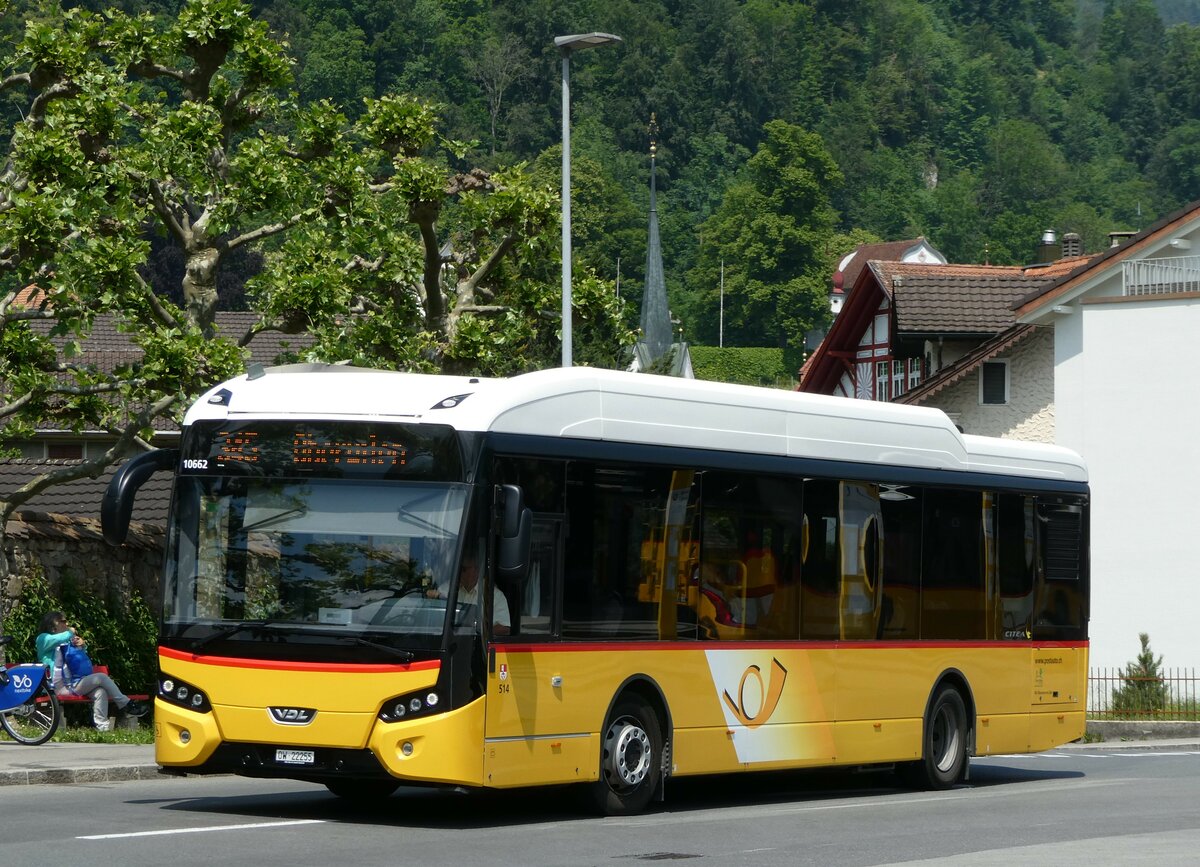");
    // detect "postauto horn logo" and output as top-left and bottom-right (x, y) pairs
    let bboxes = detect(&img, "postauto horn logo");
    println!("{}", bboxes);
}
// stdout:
(721, 658), (788, 729)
